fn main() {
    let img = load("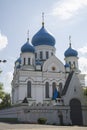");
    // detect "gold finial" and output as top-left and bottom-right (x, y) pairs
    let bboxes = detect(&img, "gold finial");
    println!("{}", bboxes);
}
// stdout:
(69, 35), (71, 47)
(27, 30), (29, 42)
(42, 12), (44, 27)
